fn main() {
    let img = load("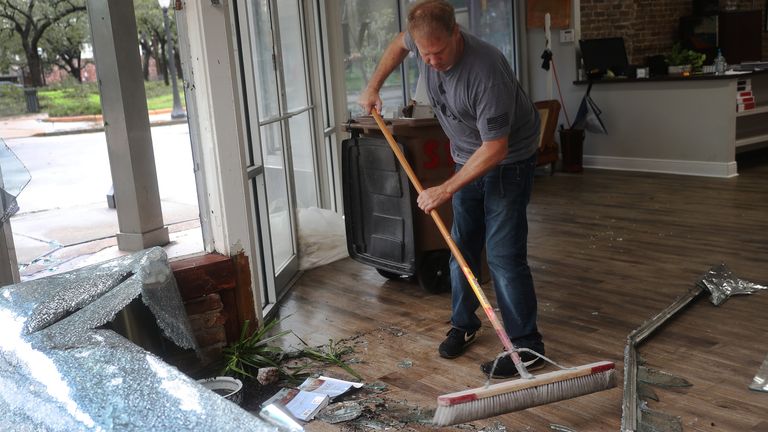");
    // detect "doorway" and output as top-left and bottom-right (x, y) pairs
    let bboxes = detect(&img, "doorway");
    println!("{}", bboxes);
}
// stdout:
(239, 0), (321, 308)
